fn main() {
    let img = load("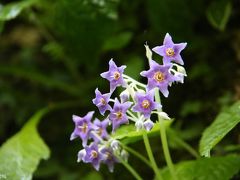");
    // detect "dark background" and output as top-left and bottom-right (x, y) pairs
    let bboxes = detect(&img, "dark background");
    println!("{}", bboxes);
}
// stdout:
(0, 0), (239, 179)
